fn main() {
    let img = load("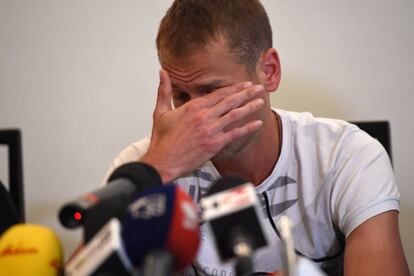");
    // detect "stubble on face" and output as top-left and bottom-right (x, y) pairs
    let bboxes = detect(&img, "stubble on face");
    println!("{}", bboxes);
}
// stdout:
(212, 130), (258, 160)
